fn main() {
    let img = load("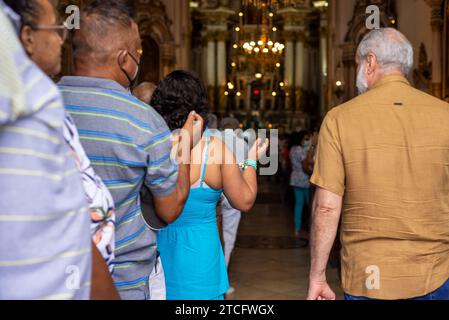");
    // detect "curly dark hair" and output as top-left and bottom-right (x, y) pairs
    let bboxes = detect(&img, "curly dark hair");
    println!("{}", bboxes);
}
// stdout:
(150, 70), (210, 131)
